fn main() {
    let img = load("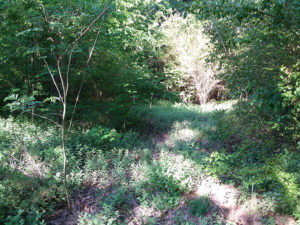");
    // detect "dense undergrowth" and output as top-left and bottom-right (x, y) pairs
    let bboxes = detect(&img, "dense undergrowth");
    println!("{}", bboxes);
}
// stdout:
(1, 100), (299, 224)
(210, 102), (300, 218)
